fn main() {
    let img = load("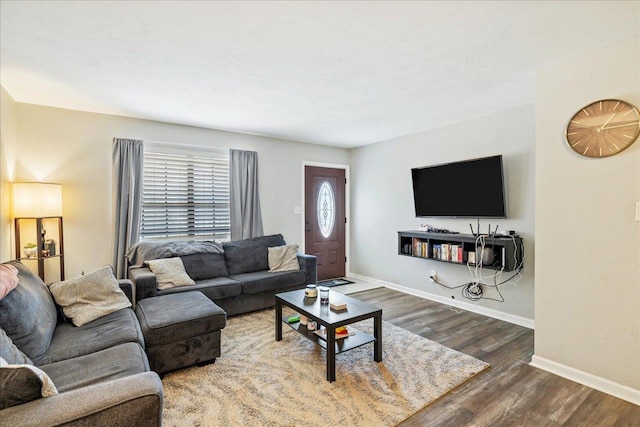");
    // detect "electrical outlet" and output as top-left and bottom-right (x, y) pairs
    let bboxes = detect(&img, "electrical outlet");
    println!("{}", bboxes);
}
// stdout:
(430, 270), (437, 282)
